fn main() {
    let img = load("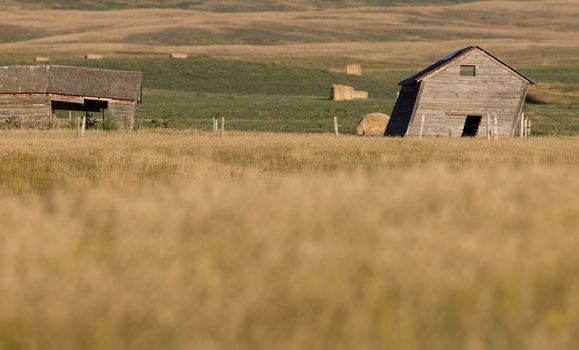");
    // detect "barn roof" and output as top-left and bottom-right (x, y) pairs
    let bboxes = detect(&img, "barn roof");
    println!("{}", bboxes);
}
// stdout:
(0, 65), (143, 101)
(399, 46), (535, 86)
